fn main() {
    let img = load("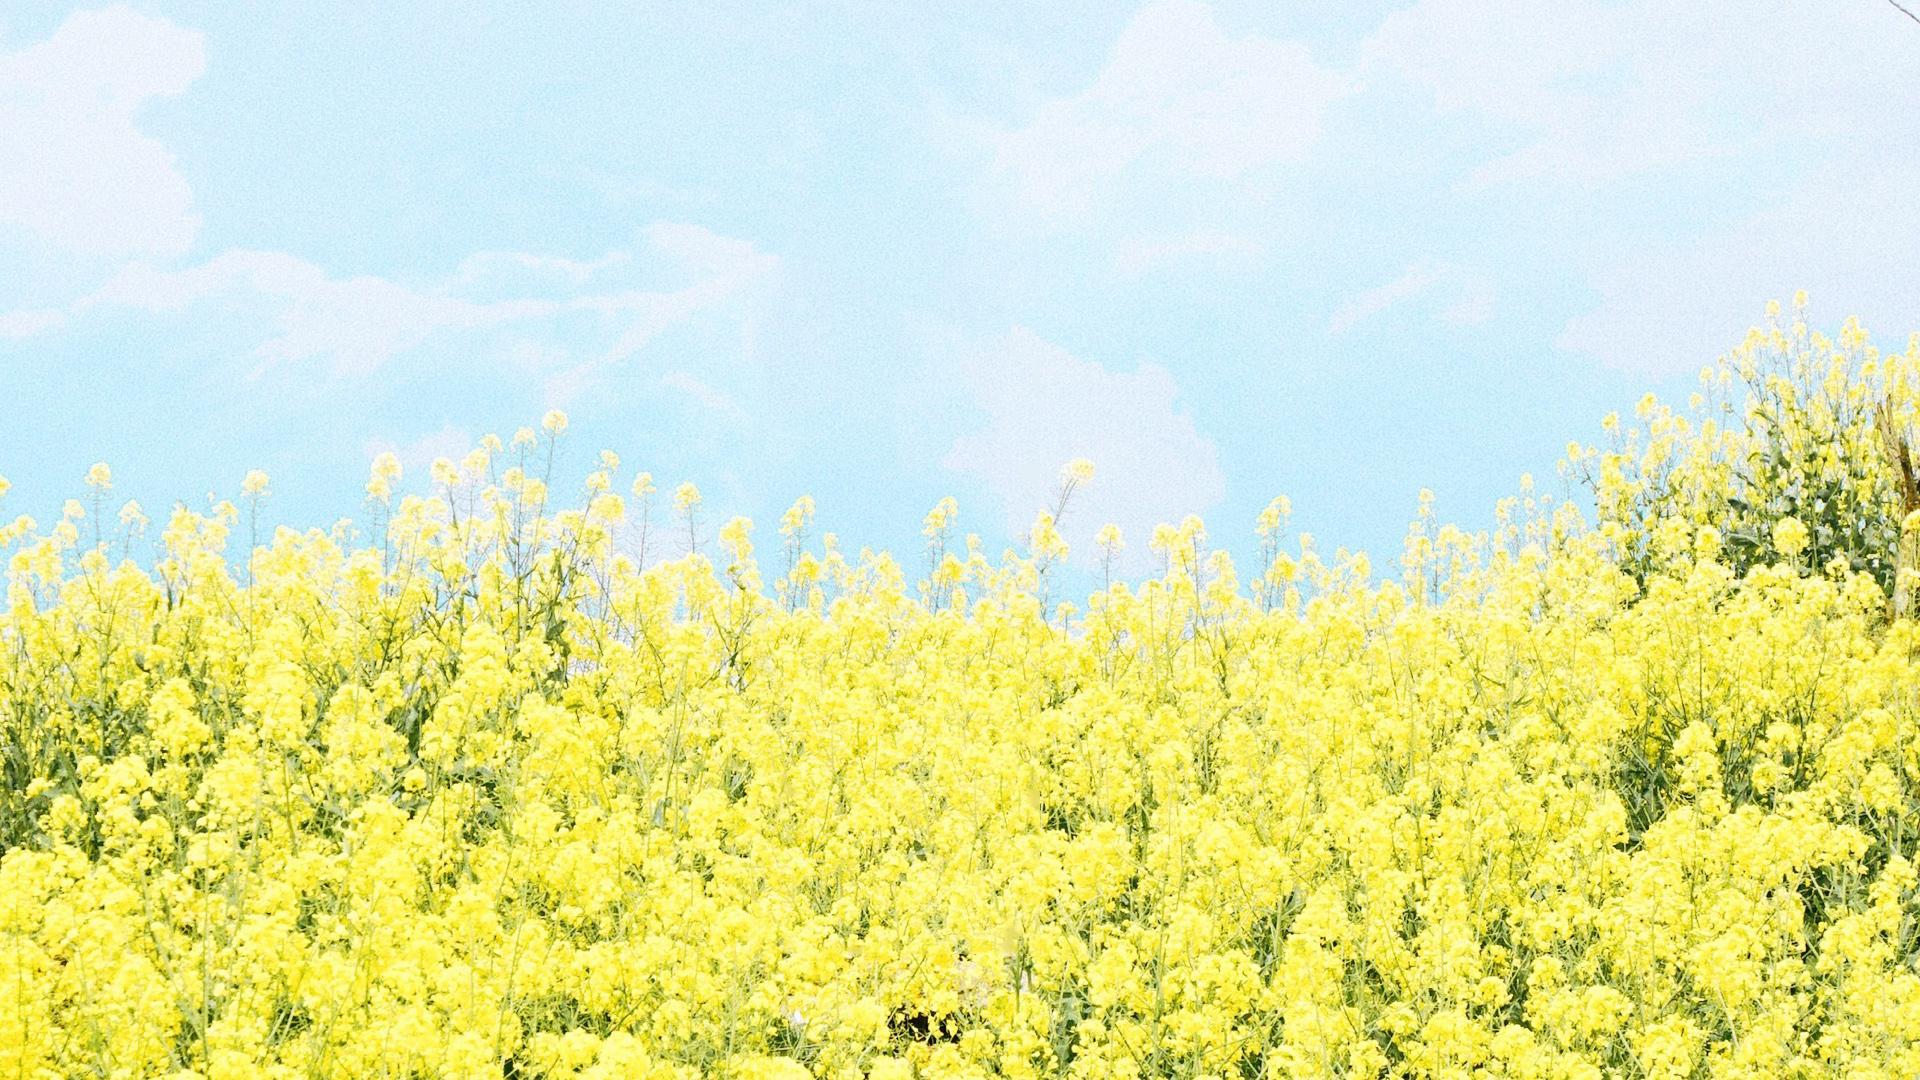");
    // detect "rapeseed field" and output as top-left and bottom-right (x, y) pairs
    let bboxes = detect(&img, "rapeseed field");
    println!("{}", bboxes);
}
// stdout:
(4, 307), (1920, 1078)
